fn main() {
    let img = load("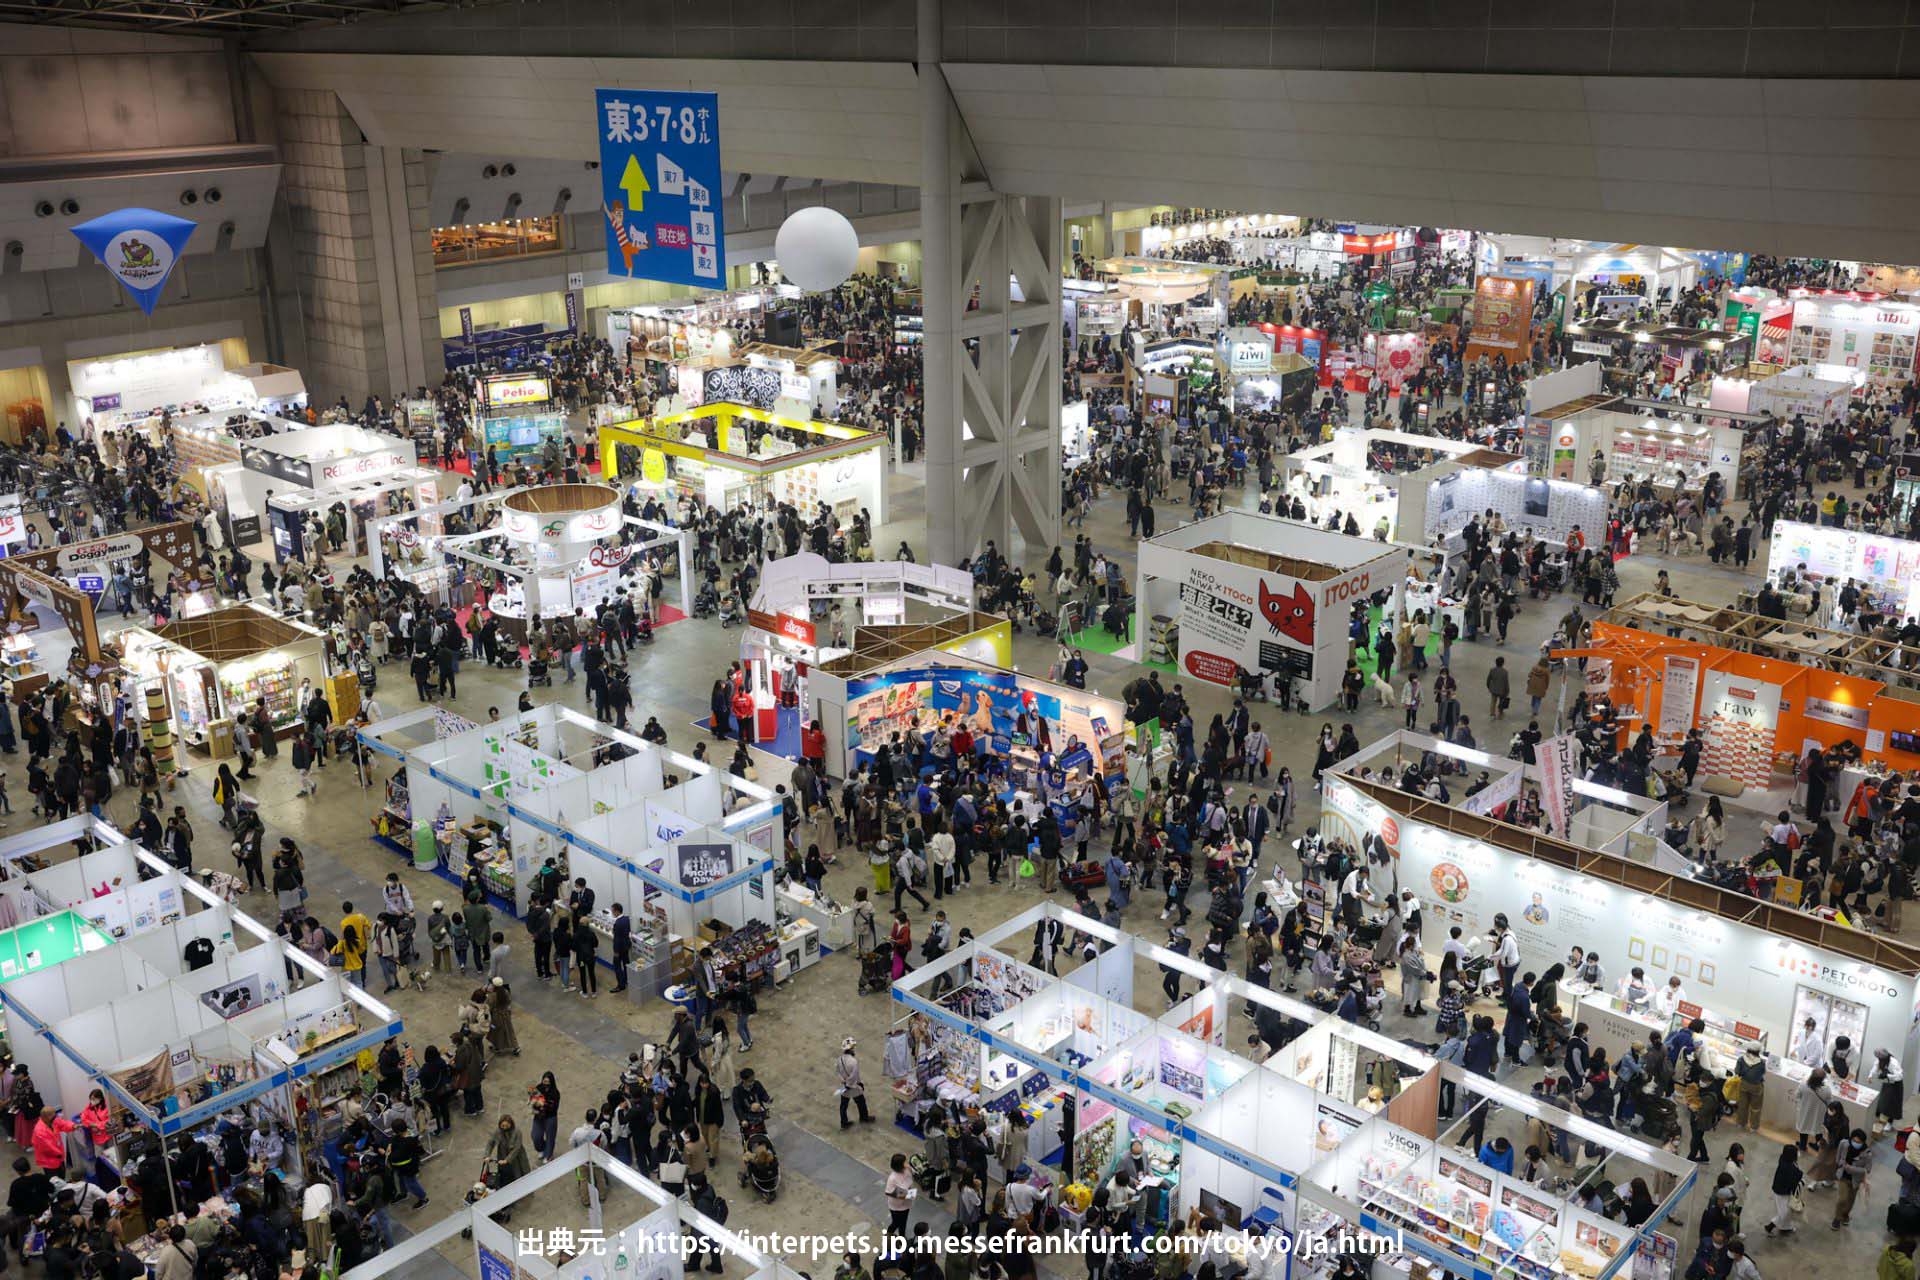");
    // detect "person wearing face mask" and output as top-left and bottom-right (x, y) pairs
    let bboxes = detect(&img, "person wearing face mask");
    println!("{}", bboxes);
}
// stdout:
(1791, 1016), (1826, 1069)
(1871, 1047), (1907, 1138)
(1833, 1127), (1872, 1230)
